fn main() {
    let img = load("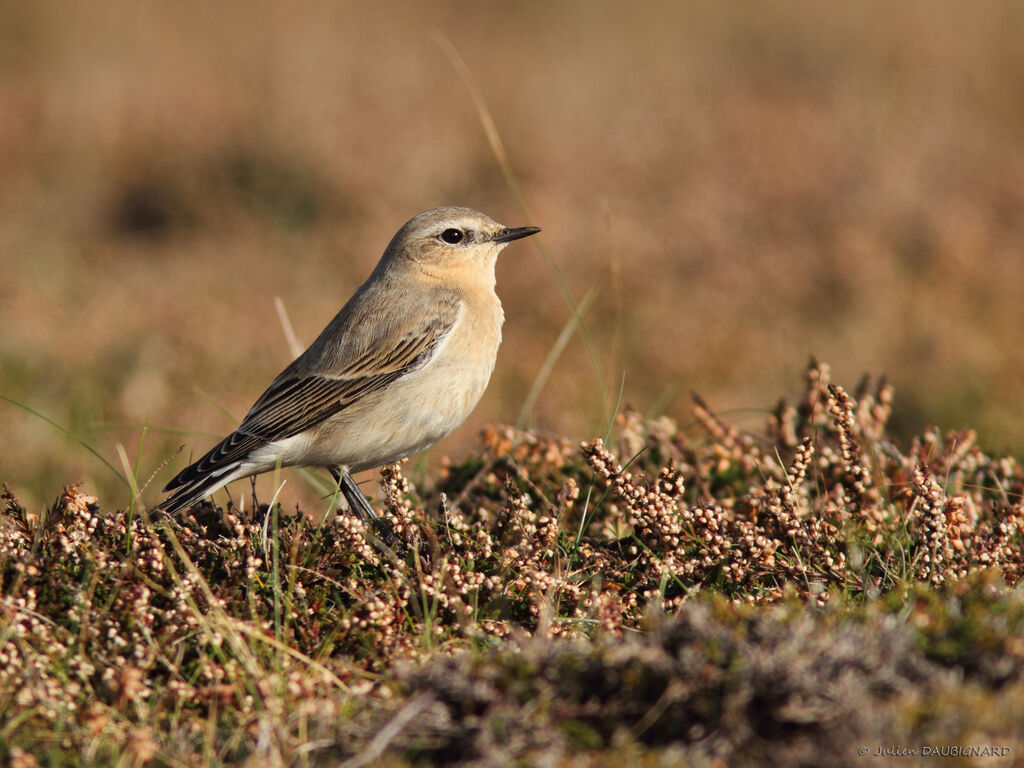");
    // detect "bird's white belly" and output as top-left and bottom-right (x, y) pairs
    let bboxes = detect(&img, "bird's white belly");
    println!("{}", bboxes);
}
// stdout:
(344, 352), (494, 470)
